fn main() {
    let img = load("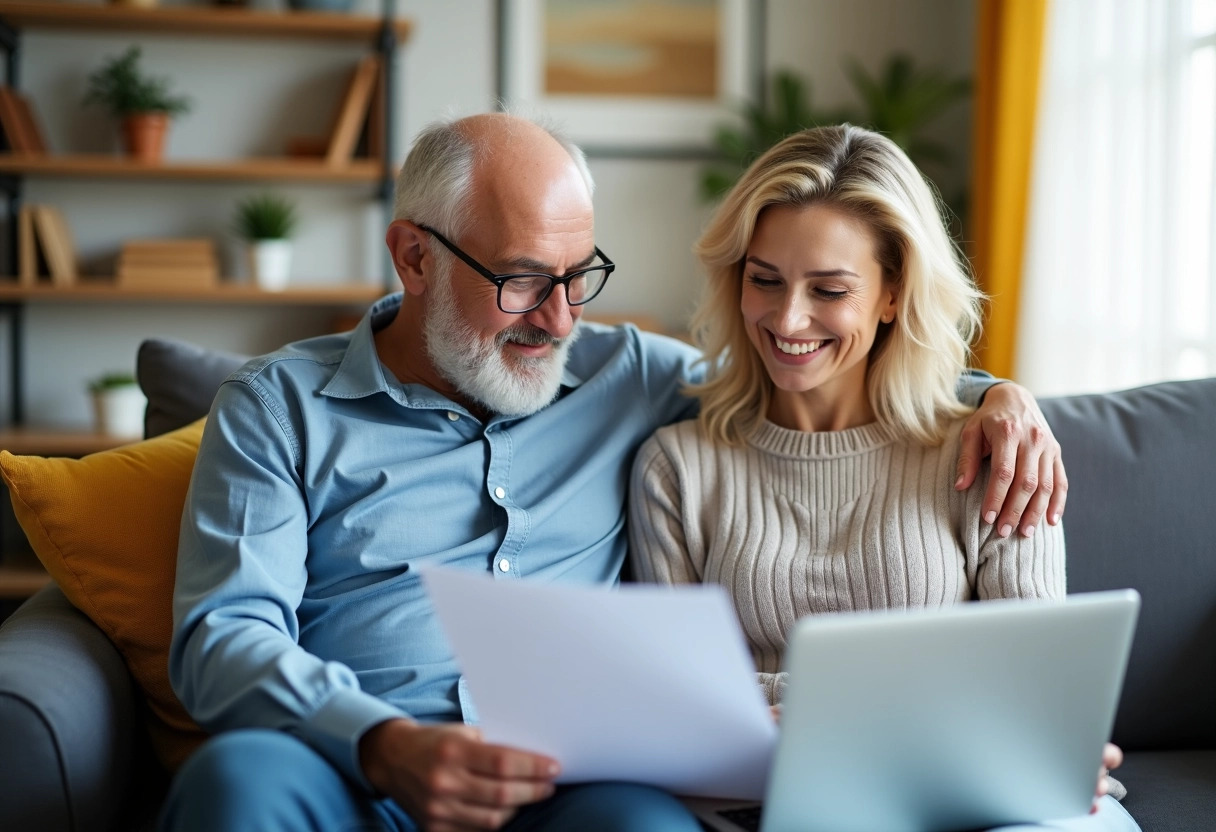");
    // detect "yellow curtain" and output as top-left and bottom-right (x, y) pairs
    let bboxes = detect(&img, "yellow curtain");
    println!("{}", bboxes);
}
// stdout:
(970, 0), (1049, 378)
